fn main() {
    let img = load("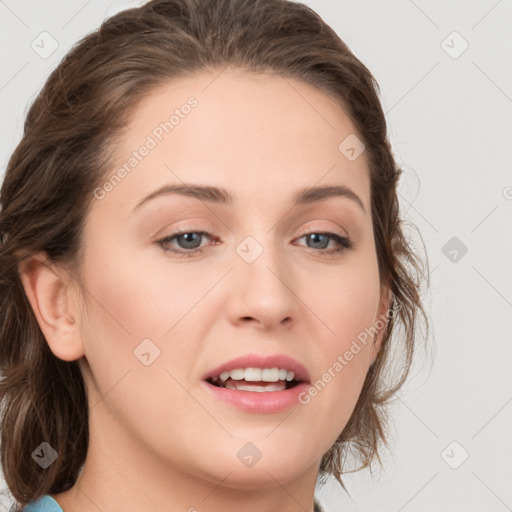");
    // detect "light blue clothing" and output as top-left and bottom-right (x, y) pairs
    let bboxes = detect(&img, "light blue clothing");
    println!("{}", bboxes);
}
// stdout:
(23, 495), (63, 512)
(22, 494), (323, 511)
